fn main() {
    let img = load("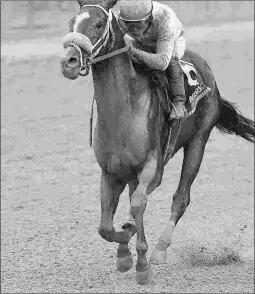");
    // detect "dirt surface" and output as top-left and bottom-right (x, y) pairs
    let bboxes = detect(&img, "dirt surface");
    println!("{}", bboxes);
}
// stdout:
(1, 21), (254, 293)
